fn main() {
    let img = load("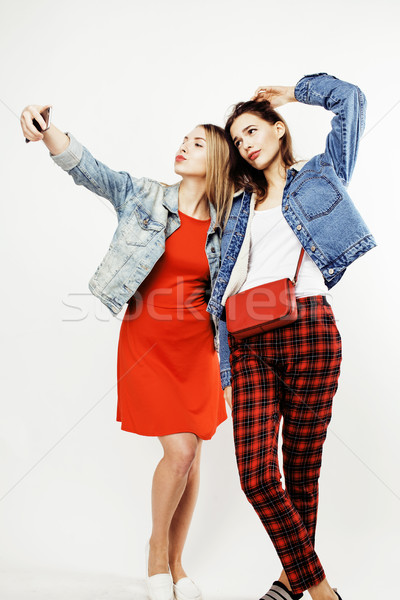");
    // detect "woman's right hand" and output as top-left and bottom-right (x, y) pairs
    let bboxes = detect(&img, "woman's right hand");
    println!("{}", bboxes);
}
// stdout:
(251, 86), (296, 108)
(224, 385), (232, 410)
(20, 104), (52, 142)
